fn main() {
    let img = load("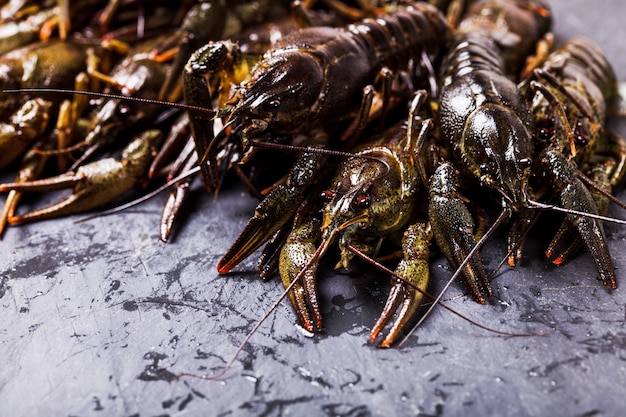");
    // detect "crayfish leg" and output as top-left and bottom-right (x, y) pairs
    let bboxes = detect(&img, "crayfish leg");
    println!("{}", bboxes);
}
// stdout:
(0, 138), (53, 235)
